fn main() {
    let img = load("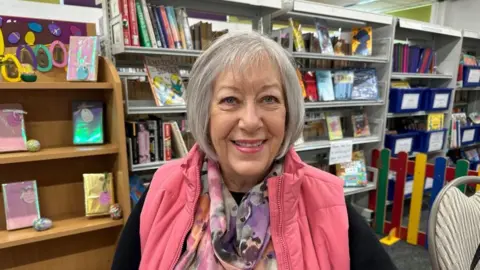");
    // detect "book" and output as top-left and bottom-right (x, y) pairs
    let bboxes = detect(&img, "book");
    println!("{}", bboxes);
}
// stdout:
(352, 112), (371, 137)
(127, 0), (140, 46)
(151, 5), (166, 48)
(135, 0), (151, 47)
(289, 18), (305, 52)
(352, 27), (372, 56)
(144, 56), (186, 106)
(146, 4), (162, 47)
(314, 19), (334, 55)
(170, 120), (188, 158)
(83, 173), (115, 217)
(163, 122), (172, 161)
(72, 101), (104, 145)
(2, 180), (41, 230)
(175, 7), (194, 50)
(66, 36), (99, 81)
(315, 70), (334, 101)
(303, 71), (318, 101)
(166, 6), (182, 49)
(159, 6), (174, 49)
(333, 71), (354, 100)
(0, 103), (27, 153)
(140, 0), (158, 48)
(427, 113), (445, 131)
(137, 121), (151, 163)
(351, 69), (378, 100)
(336, 151), (368, 187)
(296, 68), (307, 99)
(119, 0), (132, 45)
(326, 113), (343, 140)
